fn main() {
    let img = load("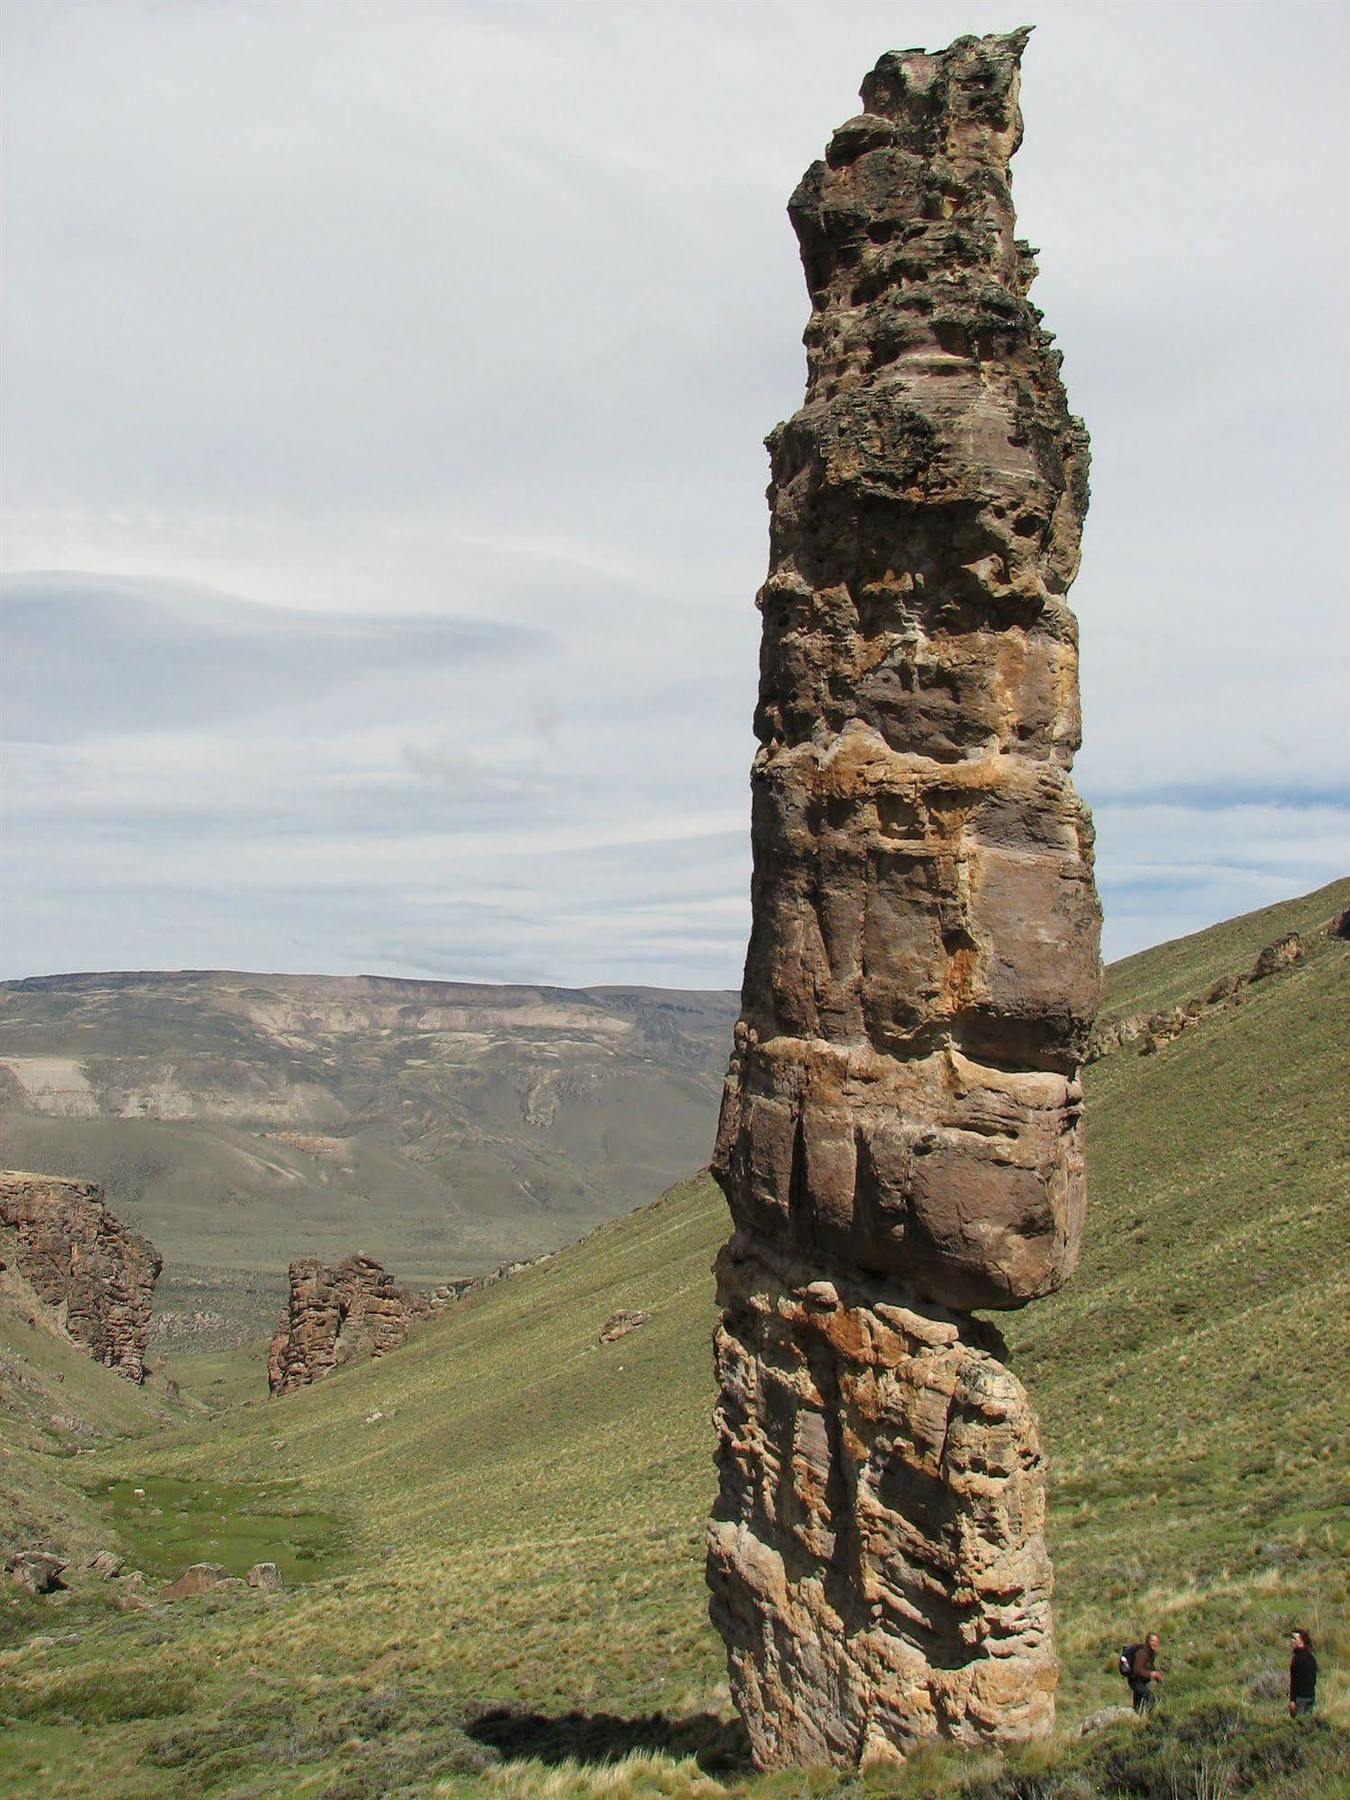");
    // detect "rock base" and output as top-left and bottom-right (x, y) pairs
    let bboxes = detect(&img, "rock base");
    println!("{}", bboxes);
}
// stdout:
(708, 1239), (1055, 1767)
